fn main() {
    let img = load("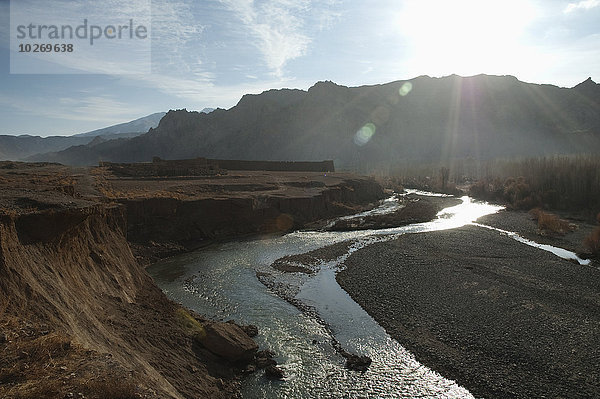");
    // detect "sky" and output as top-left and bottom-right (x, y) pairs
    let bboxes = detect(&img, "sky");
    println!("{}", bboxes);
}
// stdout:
(0, 0), (599, 136)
